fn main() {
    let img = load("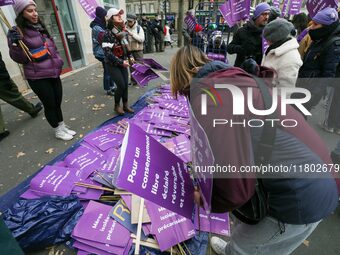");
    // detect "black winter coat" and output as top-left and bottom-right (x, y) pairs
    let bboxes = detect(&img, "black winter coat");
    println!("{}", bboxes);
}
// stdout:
(227, 20), (264, 67)
(0, 52), (10, 80)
